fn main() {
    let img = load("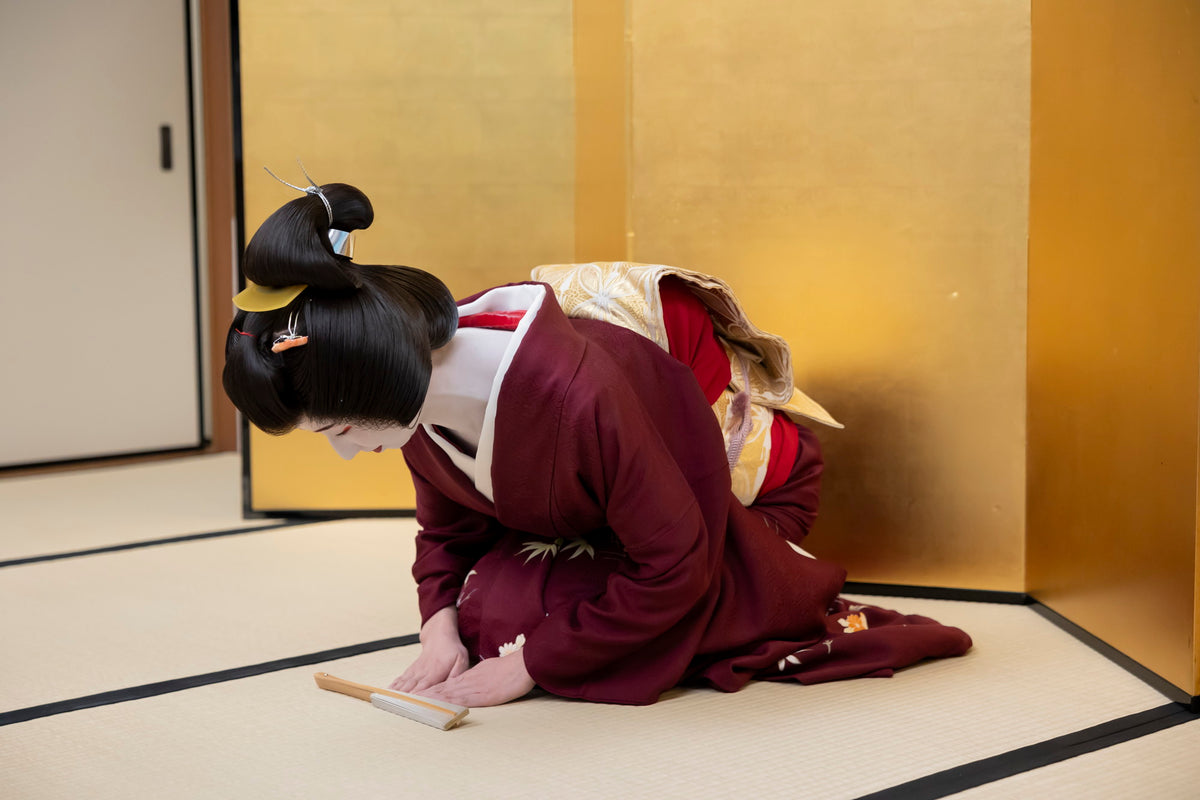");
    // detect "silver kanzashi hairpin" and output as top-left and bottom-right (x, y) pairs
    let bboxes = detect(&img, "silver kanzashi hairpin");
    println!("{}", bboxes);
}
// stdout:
(263, 161), (354, 256)
(271, 308), (309, 353)
(264, 160), (334, 226)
